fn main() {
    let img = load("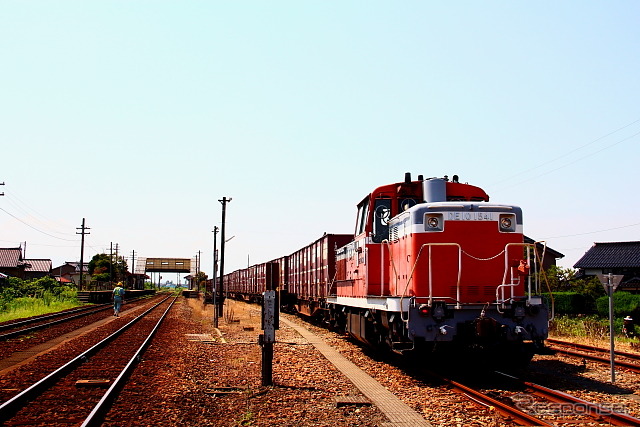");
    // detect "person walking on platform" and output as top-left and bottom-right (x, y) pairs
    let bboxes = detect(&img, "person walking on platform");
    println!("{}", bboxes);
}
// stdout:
(113, 282), (125, 317)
